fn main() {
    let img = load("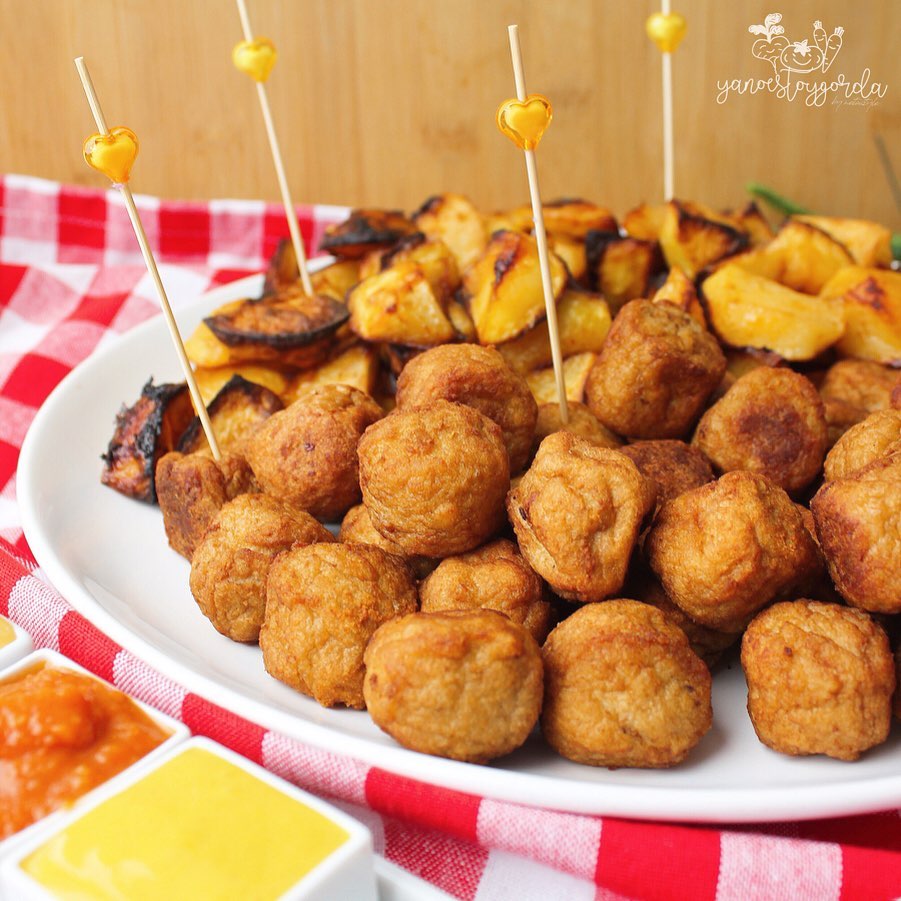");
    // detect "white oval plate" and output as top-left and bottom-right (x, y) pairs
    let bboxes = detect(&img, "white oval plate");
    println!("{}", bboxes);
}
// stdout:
(18, 275), (901, 824)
